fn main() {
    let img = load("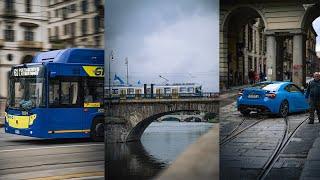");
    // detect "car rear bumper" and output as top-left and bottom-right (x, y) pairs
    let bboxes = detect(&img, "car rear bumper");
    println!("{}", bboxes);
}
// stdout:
(238, 104), (271, 113)
(237, 97), (280, 114)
